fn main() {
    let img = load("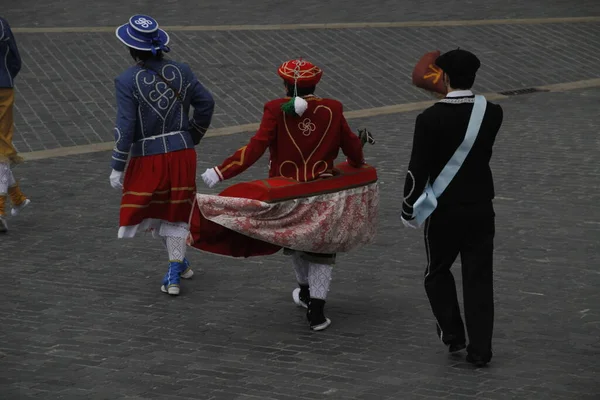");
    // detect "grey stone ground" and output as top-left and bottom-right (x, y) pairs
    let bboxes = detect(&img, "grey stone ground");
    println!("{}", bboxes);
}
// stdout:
(1, 88), (600, 399)
(8, 22), (600, 153)
(4, 0), (600, 26)
(1, 1), (600, 399)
